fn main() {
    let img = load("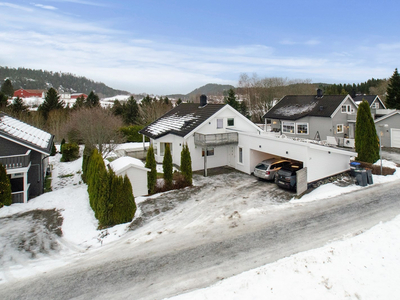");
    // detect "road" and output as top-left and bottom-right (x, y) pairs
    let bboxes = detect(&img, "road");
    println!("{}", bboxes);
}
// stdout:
(2, 180), (400, 300)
